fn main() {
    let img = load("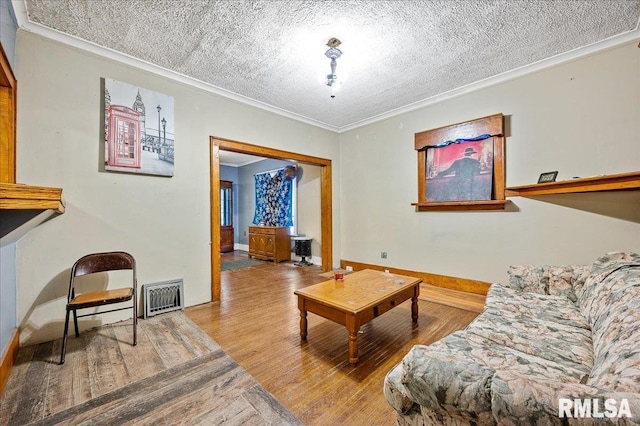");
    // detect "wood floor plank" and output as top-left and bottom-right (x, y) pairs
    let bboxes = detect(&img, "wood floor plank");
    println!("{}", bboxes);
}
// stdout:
(85, 325), (130, 399)
(242, 384), (304, 425)
(144, 316), (206, 368)
(112, 321), (164, 383)
(163, 310), (221, 354)
(189, 394), (262, 426)
(44, 338), (80, 417)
